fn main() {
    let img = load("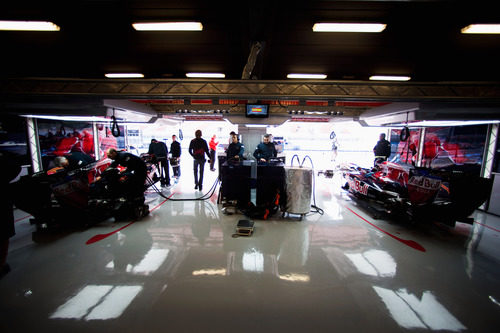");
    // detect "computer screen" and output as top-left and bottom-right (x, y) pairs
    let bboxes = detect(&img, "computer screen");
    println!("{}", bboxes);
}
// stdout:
(245, 104), (269, 118)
